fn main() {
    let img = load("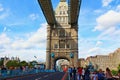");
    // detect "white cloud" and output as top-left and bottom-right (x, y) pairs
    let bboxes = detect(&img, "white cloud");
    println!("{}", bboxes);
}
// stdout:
(3, 27), (7, 32)
(88, 47), (100, 54)
(93, 9), (120, 41)
(0, 12), (9, 19)
(0, 4), (4, 11)
(0, 8), (9, 19)
(0, 23), (47, 61)
(29, 13), (39, 21)
(96, 41), (103, 46)
(102, 0), (113, 7)
(93, 10), (120, 31)
(28, 23), (47, 43)
(116, 5), (120, 12)
(94, 9), (103, 14)
(0, 33), (11, 45)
